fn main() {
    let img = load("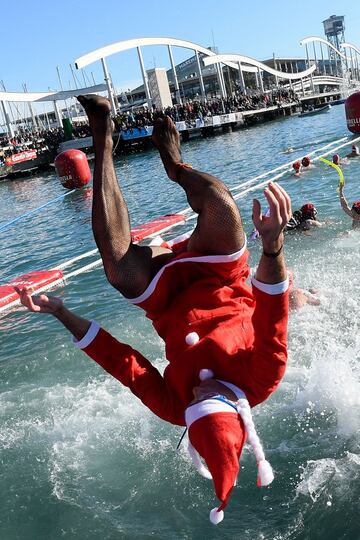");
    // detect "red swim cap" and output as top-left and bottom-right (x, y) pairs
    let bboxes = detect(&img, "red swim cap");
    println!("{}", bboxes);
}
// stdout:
(332, 154), (340, 165)
(293, 161), (301, 171)
(301, 156), (311, 167)
(300, 203), (317, 219)
(352, 201), (360, 214)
